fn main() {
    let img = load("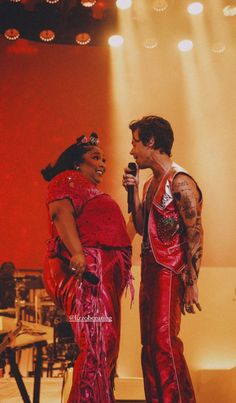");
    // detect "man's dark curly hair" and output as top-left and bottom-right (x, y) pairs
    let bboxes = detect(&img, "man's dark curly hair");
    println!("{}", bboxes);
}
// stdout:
(129, 115), (174, 156)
